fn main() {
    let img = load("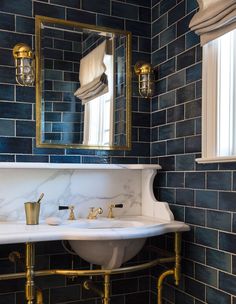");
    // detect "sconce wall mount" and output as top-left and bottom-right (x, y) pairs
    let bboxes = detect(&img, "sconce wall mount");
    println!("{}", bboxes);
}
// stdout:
(13, 43), (35, 86)
(134, 61), (155, 99)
